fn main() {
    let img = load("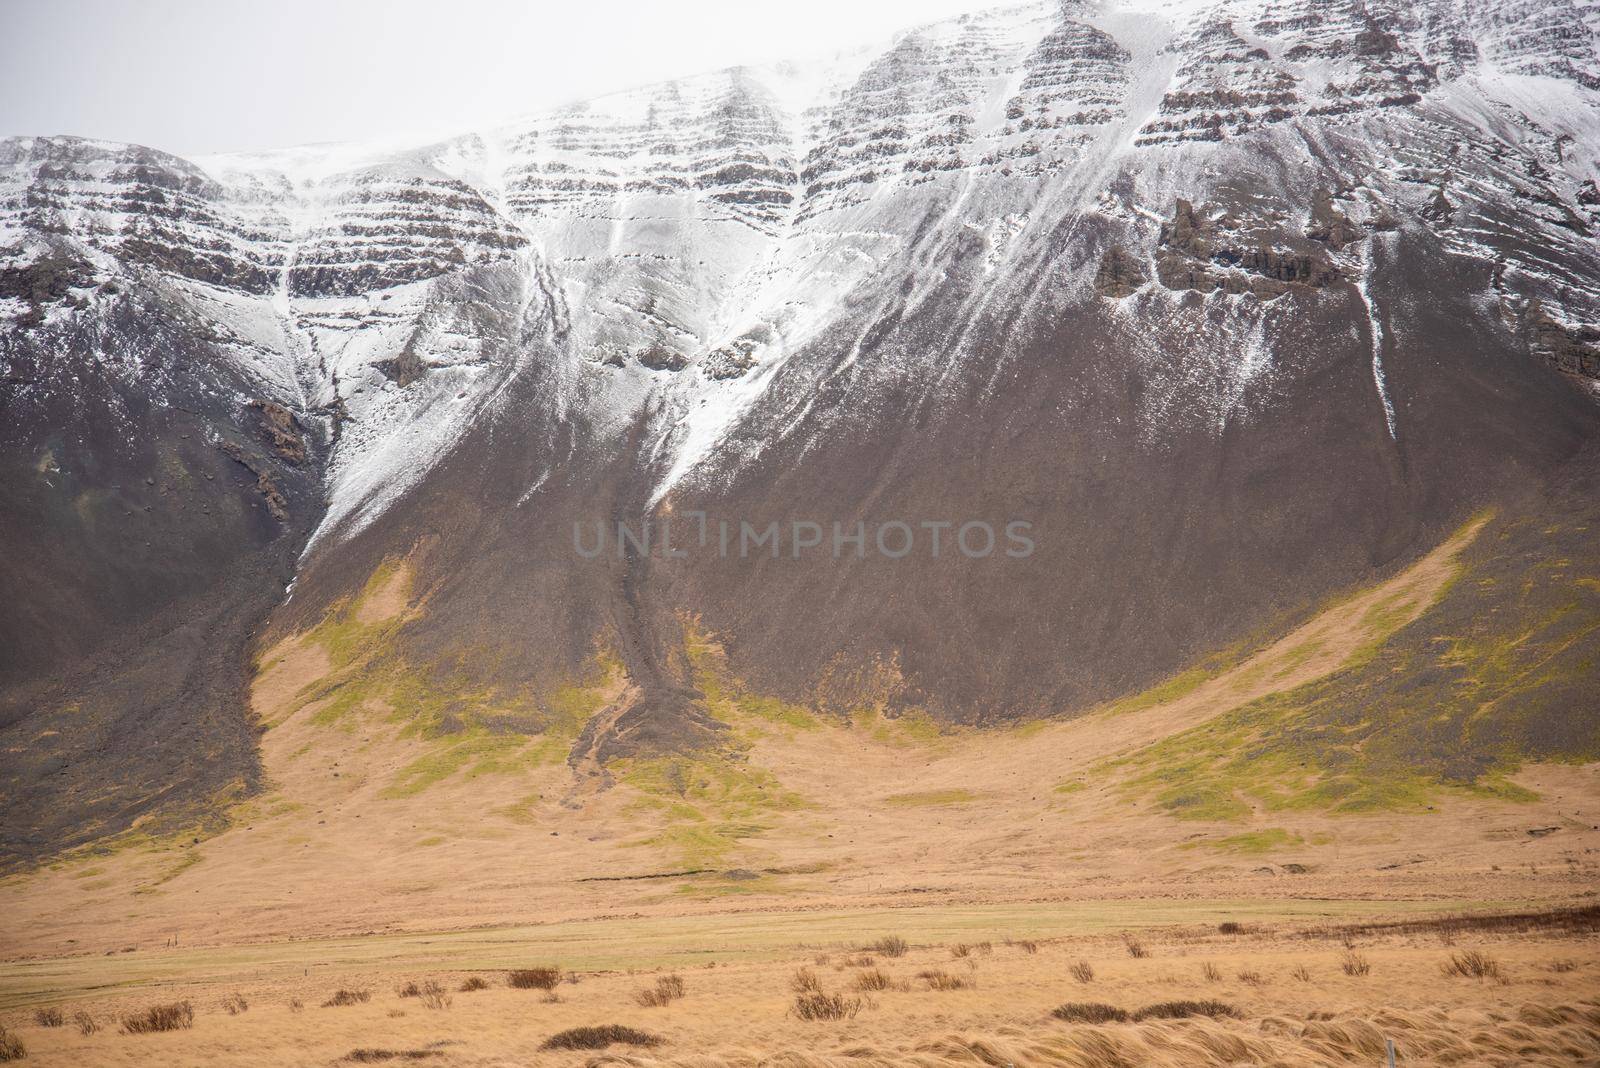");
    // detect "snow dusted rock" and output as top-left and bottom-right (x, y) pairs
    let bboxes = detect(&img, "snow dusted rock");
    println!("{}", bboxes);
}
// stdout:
(2, 0), (1598, 856)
